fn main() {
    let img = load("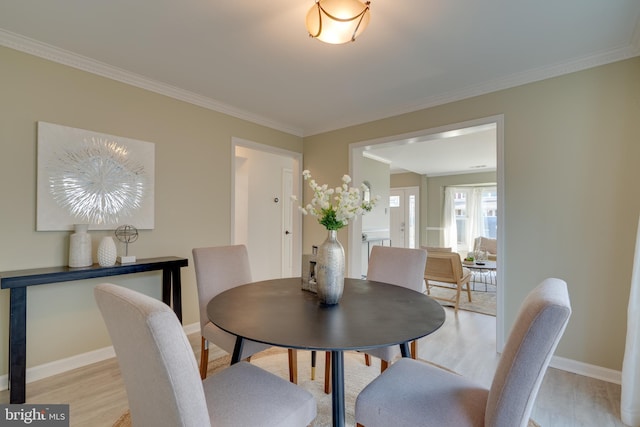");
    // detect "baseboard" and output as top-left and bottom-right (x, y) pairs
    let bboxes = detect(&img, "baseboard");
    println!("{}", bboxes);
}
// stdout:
(0, 324), (621, 391)
(0, 322), (201, 391)
(550, 355), (622, 385)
